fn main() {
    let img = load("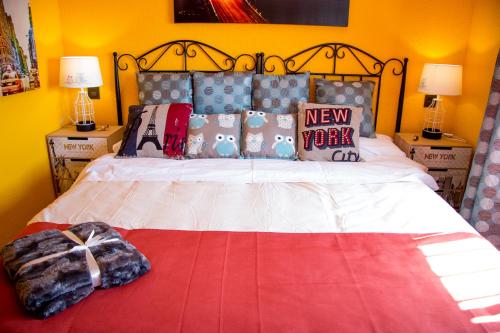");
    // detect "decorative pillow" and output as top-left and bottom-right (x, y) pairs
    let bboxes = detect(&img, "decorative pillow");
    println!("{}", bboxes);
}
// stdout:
(186, 113), (241, 158)
(137, 72), (192, 105)
(297, 103), (362, 162)
(252, 73), (310, 114)
(241, 111), (297, 160)
(314, 79), (376, 138)
(192, 71), (252, 114)
(116, 103), (192, 159)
